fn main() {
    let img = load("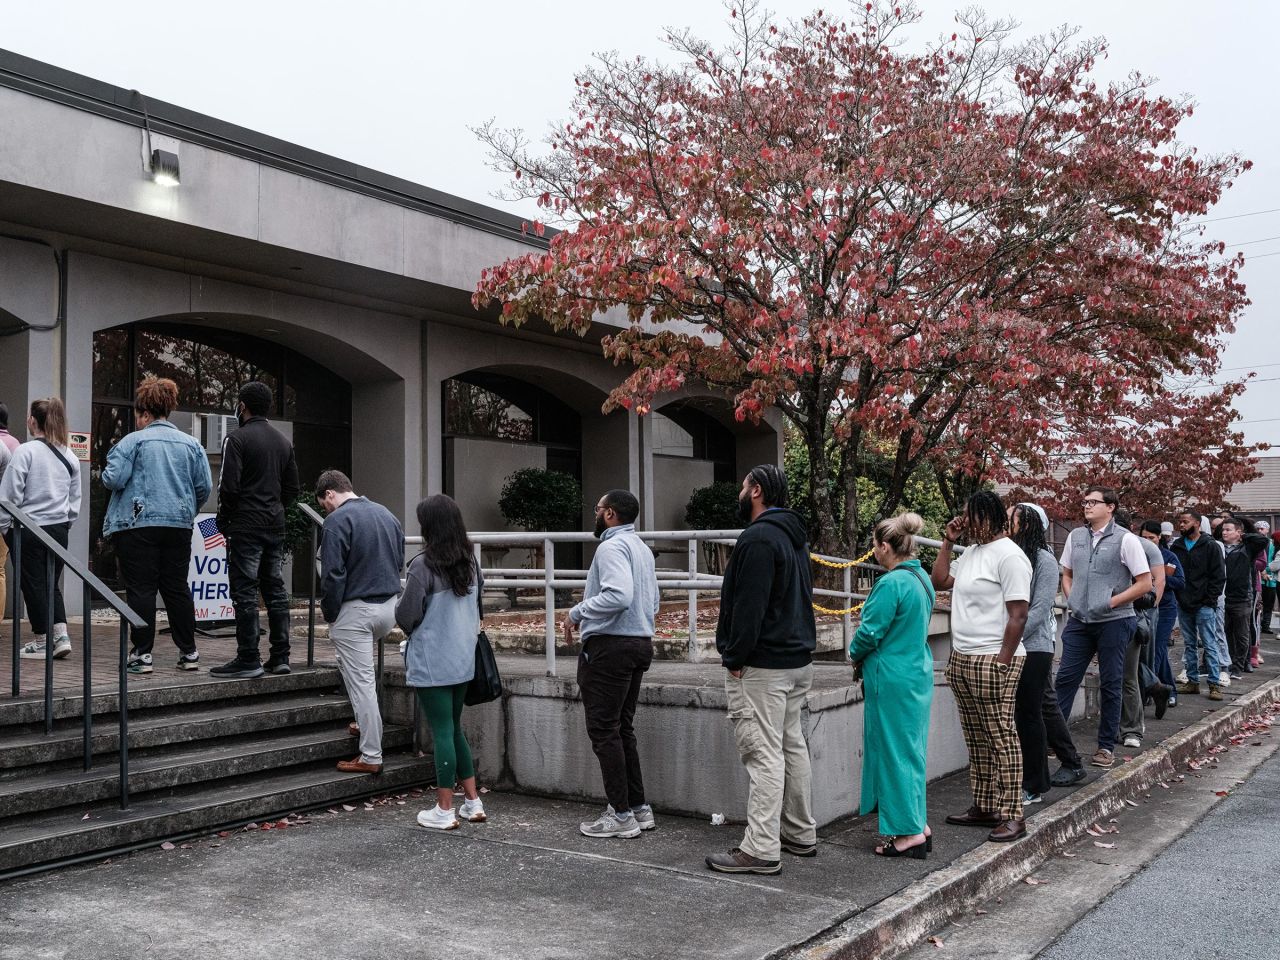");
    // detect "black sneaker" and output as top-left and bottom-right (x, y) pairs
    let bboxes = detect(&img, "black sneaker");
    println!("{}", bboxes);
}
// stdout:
(263, 658), (291, 675)
(209, 658), (265, 679)
(781, 839), (818, 857)
(1050, 765), (1087, 787)
(176, 651), (200, 671)
(126, 651), (153, 674)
